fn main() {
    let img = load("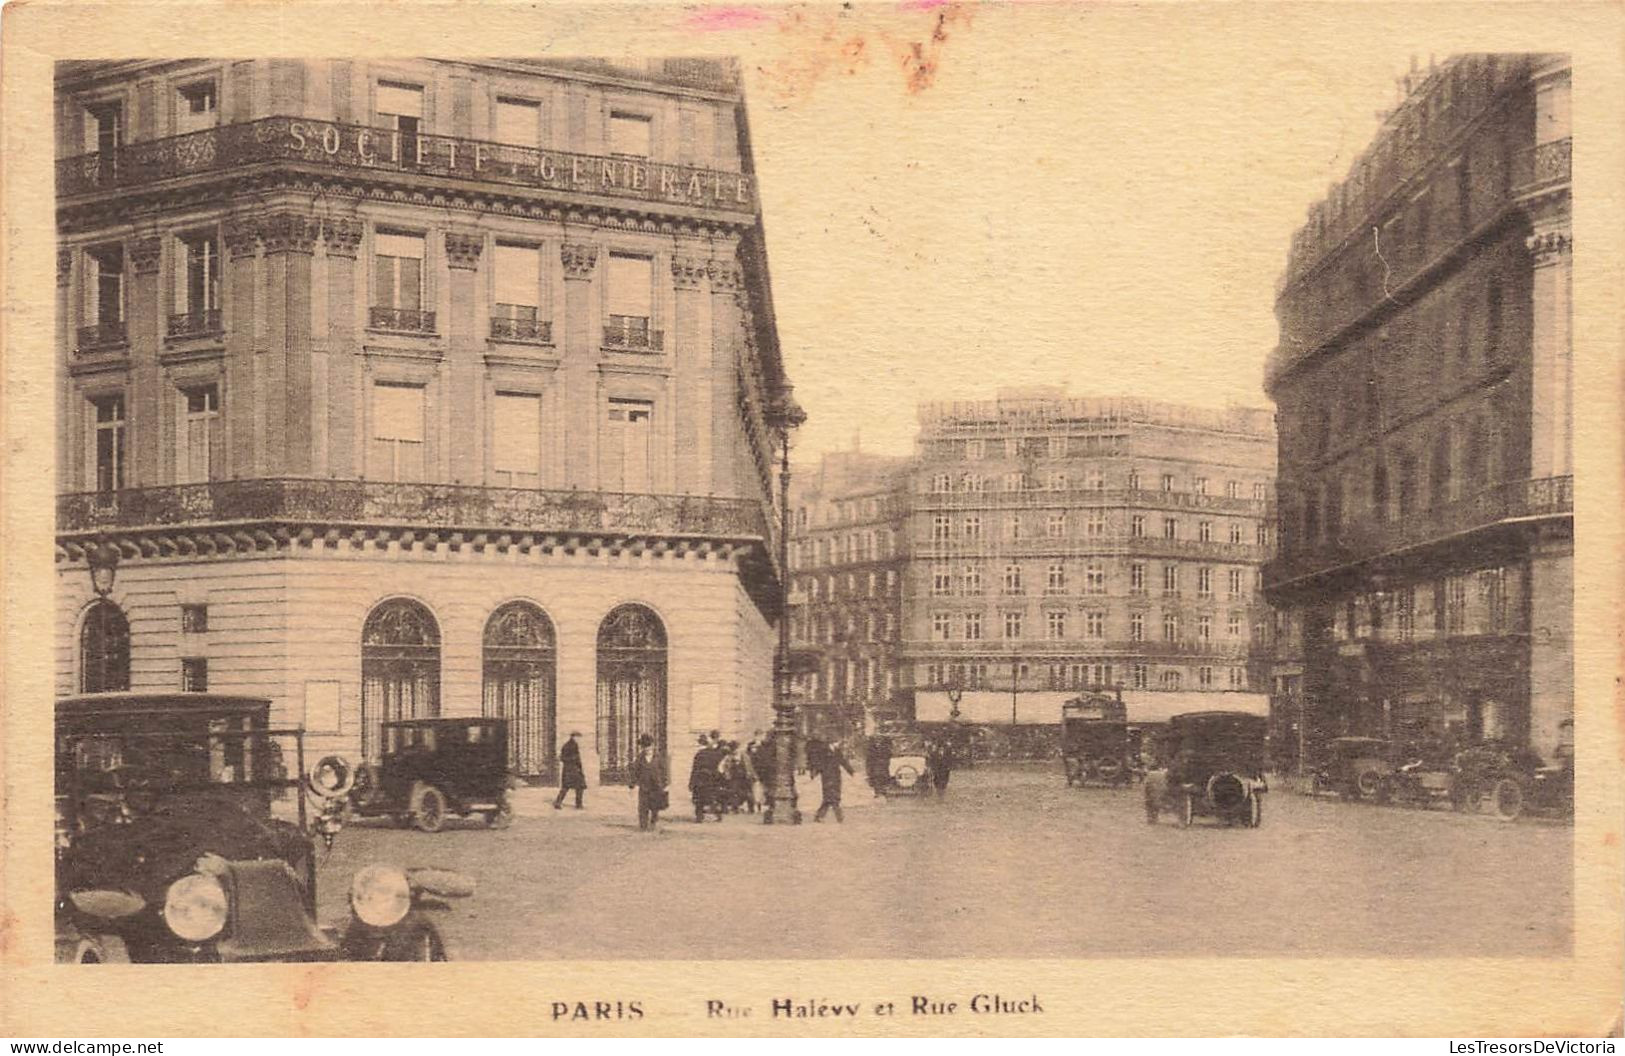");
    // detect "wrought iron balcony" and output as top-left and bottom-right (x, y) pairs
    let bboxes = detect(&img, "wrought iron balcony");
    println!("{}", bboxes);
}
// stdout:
(490, 306), (551, 343)
(1513, 137), (1572, 193)
(1264, 475), (1572, 591)
(603, 314), (664, 351)
(55, 116), (757, 218)
(76, 321), (127, 353)
(906, 639), (1253, 660)
(369, 307), (437, 334)
(58, 478), (772, 541)
(166, 308), (222, 339)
